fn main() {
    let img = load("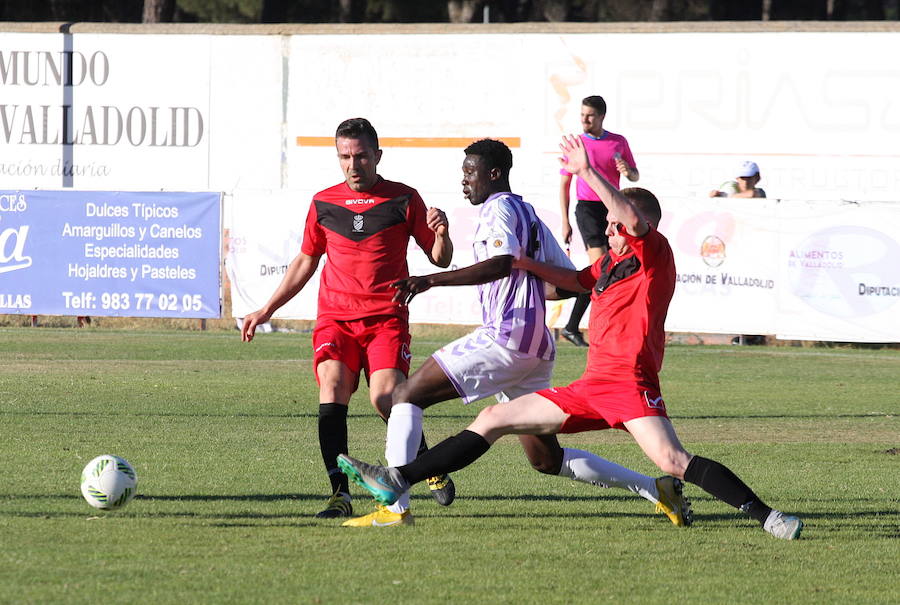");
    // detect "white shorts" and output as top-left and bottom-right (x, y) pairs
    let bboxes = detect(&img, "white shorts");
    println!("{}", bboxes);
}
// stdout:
(432, 332), (554, 404)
